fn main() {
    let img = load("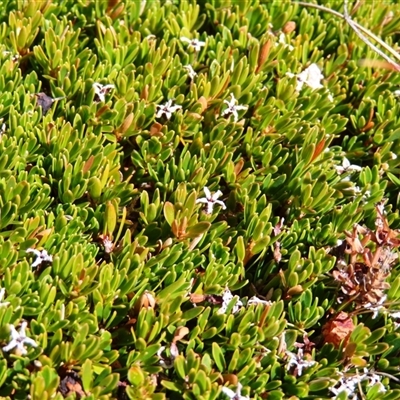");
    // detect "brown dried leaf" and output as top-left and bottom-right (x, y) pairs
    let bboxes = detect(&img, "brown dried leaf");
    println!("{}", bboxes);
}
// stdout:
(286, 285), (304, 297)
(256, 40), (271, 73)
(150, 122), (163, 137)
(283, 21), (296, 34)
(173, 327), (189, 343)
(110, 3), (124, 19)
(233, 159), (245, 177)
(133, 291), (156, 315)
(119, 113), (134, 134)
(310, 138), (326, 163)
(140, 84), (149, 100)
(83, 155), (94, 174)
(190, 293), (206, 303)
(198, 96), (208, 112)
(171, 220), (180, 238)
(322, 312), (354, 348)
(222, 374), (238, 386)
